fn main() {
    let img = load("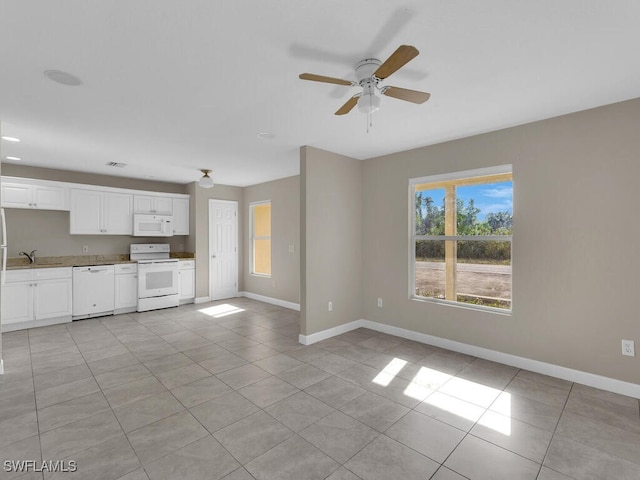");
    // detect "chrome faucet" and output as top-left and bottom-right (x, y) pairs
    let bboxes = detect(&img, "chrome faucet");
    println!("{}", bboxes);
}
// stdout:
(19, 249), (37, 264)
